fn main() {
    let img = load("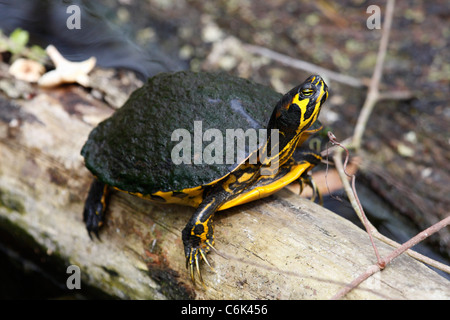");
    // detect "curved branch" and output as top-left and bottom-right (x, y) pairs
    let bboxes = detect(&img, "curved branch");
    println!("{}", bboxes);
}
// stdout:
(352, 0), (396, 150)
